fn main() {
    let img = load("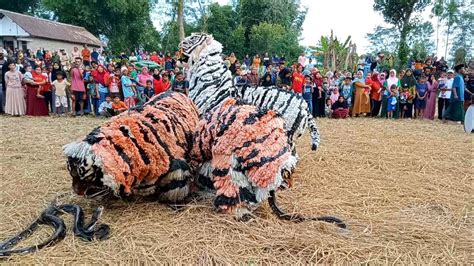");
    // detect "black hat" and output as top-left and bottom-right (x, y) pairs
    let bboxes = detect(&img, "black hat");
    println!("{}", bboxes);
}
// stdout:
(454, 64), (465, 72)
